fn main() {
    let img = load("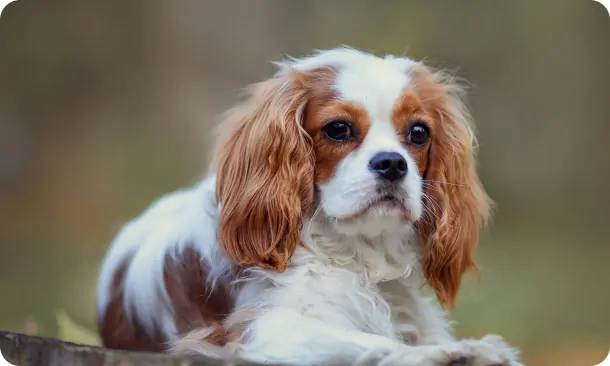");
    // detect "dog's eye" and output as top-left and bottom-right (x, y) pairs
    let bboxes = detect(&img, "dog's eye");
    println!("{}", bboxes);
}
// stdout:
(408, 123), (429, 146)
(323, 121), (354, 142)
